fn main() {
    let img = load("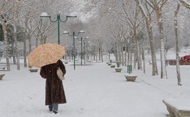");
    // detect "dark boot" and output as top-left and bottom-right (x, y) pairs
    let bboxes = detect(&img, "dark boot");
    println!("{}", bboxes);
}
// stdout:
(49, 105), (53, 111)
(52, 103), (58, 114)
(53, 110), (58, 114)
